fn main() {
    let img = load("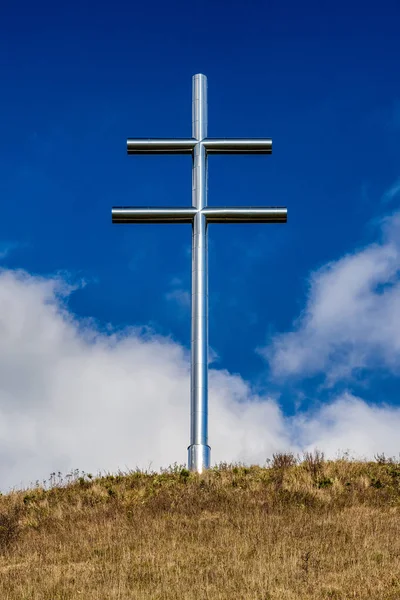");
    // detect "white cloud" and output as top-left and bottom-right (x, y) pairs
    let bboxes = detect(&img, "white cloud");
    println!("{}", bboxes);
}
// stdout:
(382, 179), (400, 204)
(291, 392), (400, 459)
(263, 211), (400, 384)
(165, 288), (191, 309)
(0, 242), (22, 260)
(0, 267), (285, 492)
(0, 266), (399, 493)
(165, 277), (191, 309)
